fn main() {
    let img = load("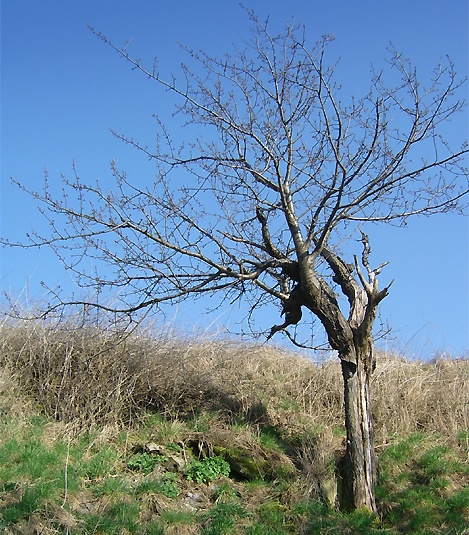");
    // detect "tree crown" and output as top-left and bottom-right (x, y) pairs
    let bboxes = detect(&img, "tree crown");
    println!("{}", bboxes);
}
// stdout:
(5, 14), (468, 345)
